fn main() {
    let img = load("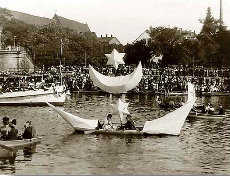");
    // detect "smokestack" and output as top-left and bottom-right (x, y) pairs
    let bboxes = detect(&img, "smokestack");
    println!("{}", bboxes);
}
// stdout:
(0, 26), (2, 49)
(220, 0), (223, 25)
